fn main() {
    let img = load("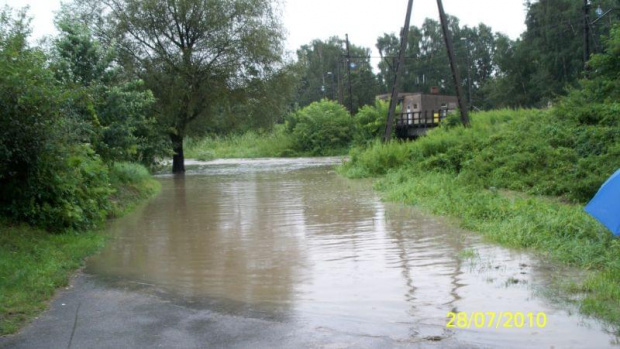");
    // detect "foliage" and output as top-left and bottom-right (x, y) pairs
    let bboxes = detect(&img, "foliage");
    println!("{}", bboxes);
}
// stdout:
(295, 37), (378, 113)
(352, 99), (393, 145)
(185, 126), (297, 160)
(190, 63), (302, 136)
(485, 0), (620, 108)
(374, 170), (620, 328)
(0, 7), (164, 231)
(0, 9), (107, 231)
(285, 100), (354, 155)
(77, 0), (285, 172)
(51, 15), (170, 167)
(341, 107), (618, 203)
(107, 162), (161, 217)
(0, 162), (159, 335)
